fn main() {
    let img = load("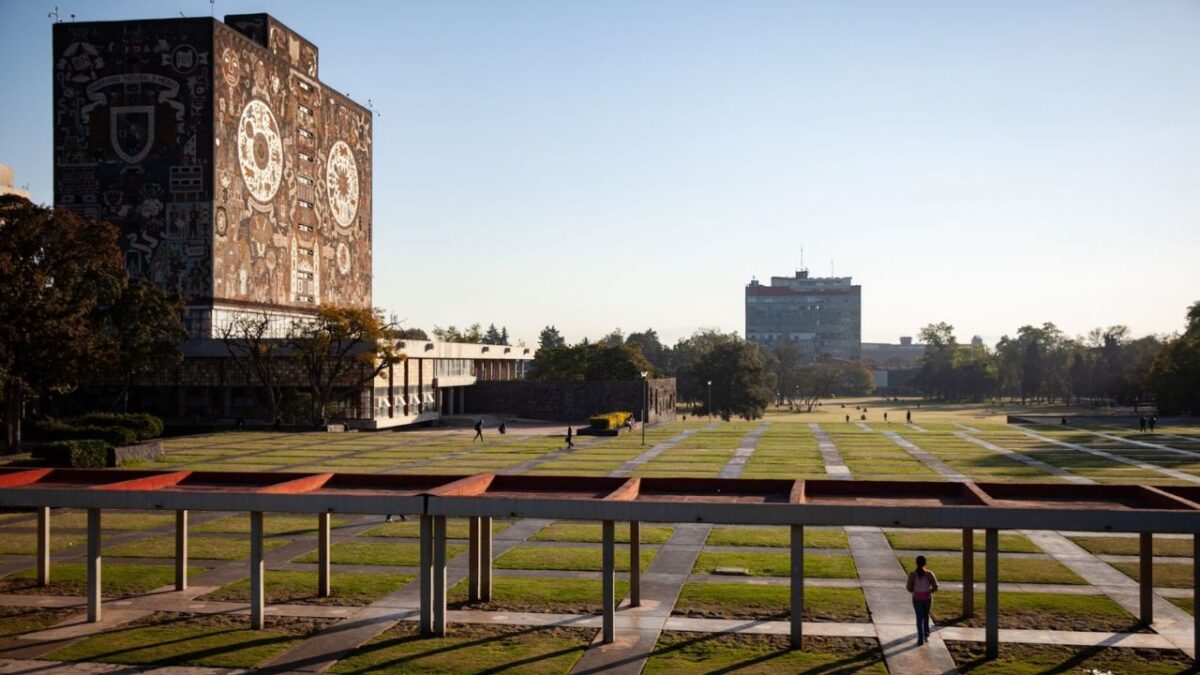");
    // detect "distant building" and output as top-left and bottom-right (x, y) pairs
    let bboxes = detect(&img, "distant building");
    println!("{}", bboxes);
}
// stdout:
(745, 270), (861, 361)
(0, 164), (30, 200)
(861, 336), (926, 369)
